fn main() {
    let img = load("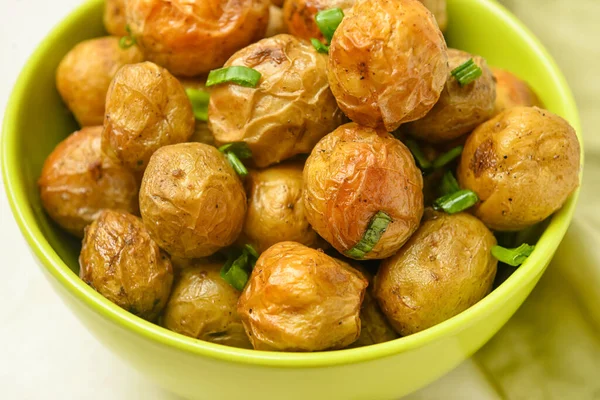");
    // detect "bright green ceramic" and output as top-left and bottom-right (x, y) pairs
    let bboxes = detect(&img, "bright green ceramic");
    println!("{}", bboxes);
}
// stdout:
(1, 0), (583, 398)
